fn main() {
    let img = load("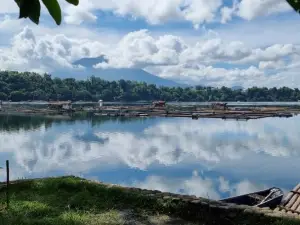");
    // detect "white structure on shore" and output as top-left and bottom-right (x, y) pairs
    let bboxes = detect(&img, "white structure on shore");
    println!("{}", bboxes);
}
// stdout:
(48, 101), (72, 110)
(98, 100), (103, 107)
(62, 102), (72, 110)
